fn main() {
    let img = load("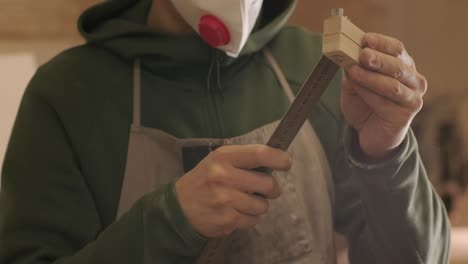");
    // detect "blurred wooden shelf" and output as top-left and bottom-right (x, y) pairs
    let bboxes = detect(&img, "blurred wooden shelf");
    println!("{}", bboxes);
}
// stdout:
(0, 0), (101, 39)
